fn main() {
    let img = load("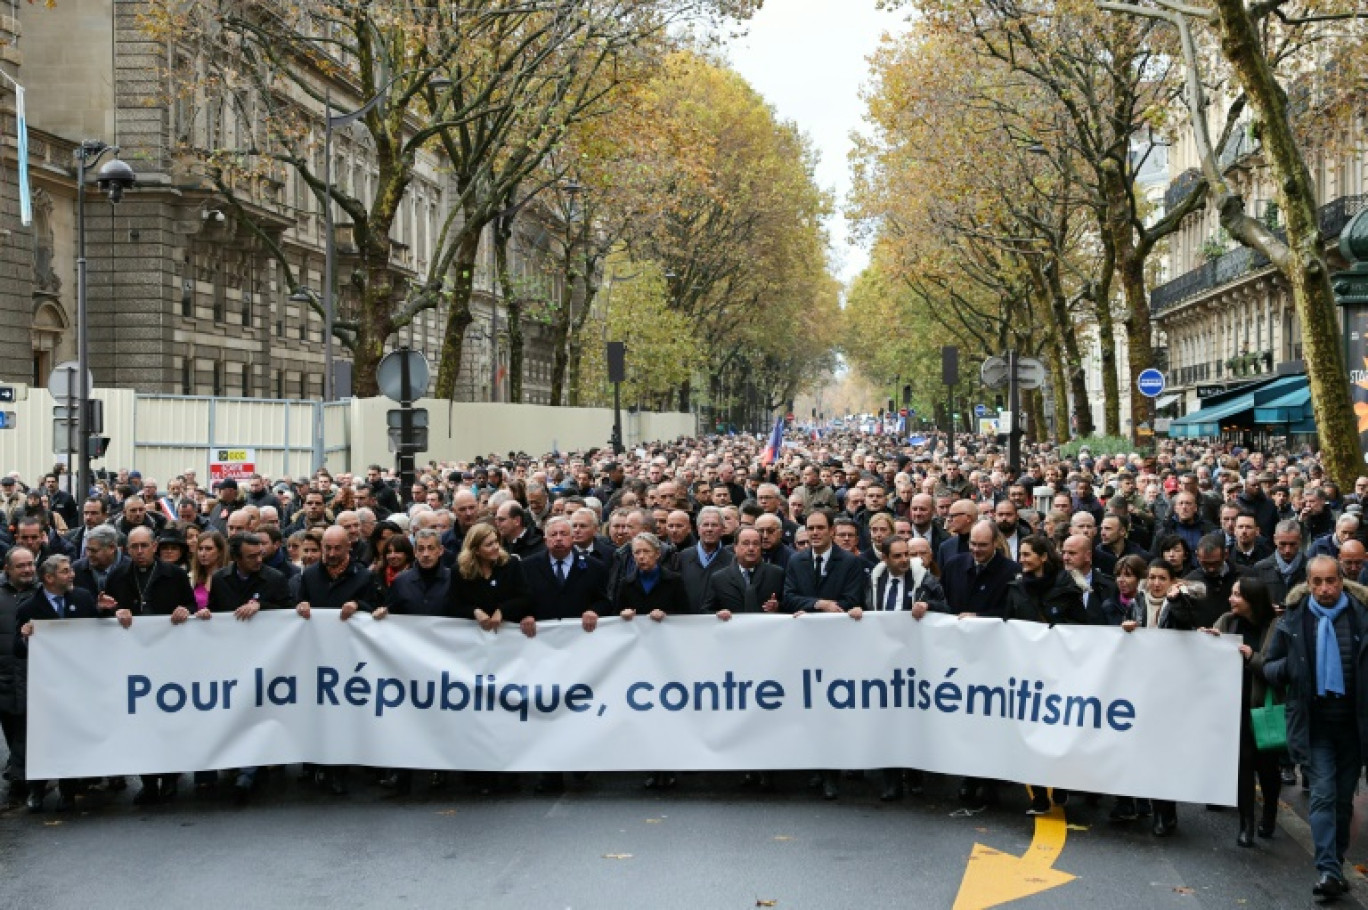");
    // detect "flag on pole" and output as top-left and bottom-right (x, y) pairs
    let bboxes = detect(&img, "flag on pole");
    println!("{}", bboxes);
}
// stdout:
(16, 85), (30, 226)
(760, 415), (784, 465)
